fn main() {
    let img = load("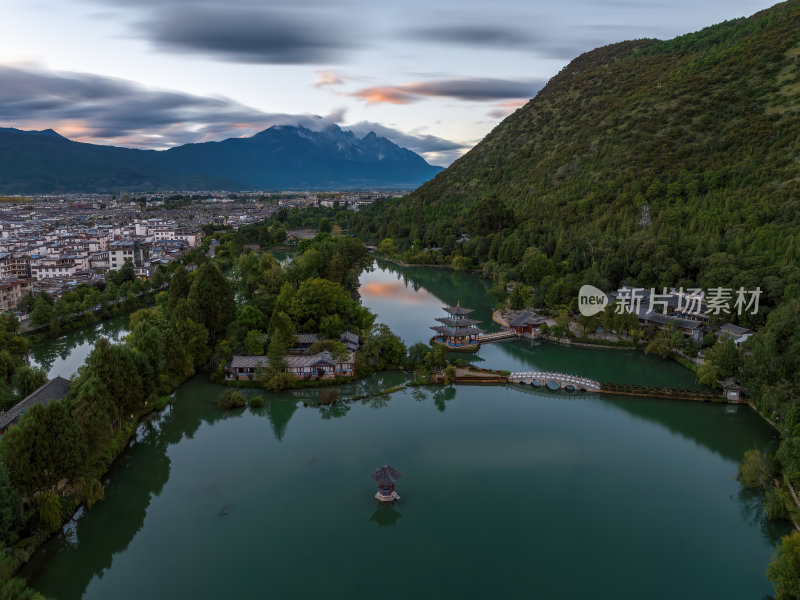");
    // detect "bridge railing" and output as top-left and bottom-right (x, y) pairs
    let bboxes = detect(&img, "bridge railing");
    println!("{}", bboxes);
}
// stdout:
(508, 371), (601, 389)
